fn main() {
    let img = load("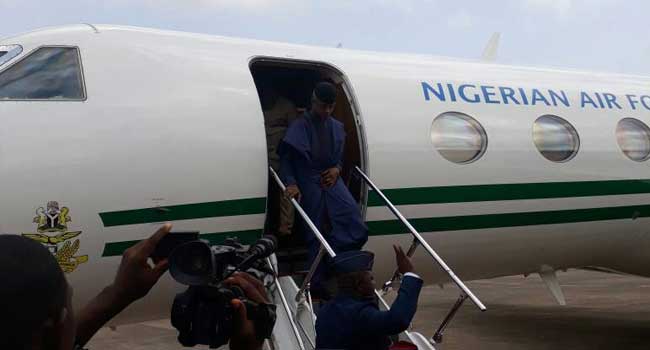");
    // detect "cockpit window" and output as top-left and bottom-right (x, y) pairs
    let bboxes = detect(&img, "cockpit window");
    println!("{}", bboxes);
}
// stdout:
(0, 46), (85, 100)
(0, 45), (23, 66)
